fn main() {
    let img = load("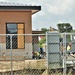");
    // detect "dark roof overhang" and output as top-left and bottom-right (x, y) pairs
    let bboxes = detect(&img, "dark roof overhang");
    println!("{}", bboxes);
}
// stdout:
(0, 6), (41, 14)
(32, 30), (43, 34)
